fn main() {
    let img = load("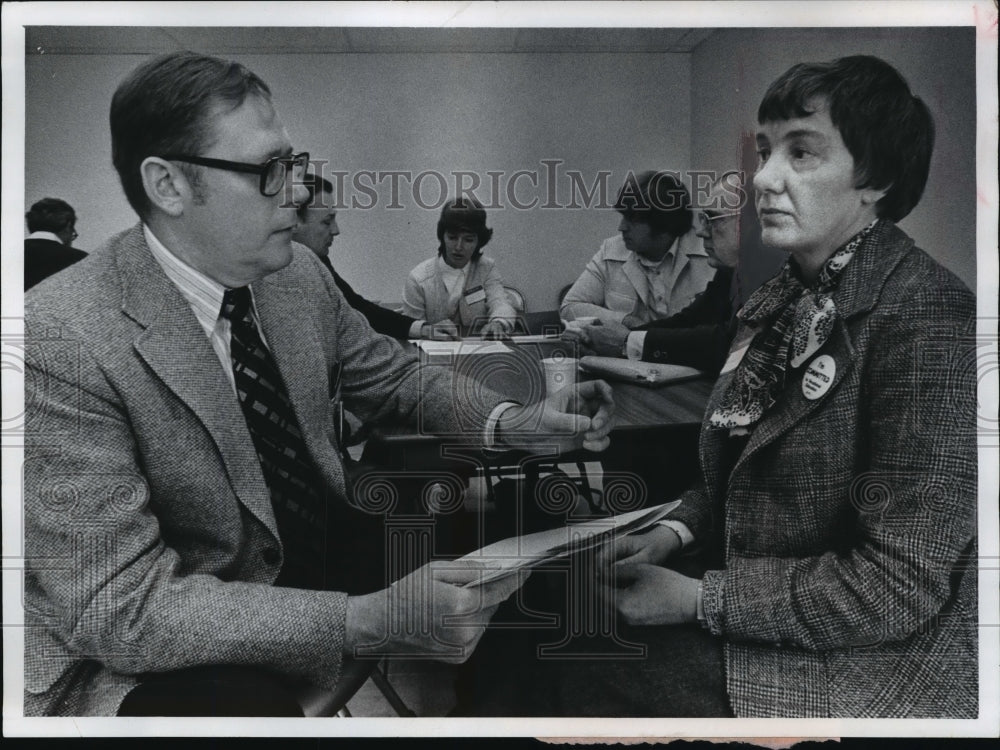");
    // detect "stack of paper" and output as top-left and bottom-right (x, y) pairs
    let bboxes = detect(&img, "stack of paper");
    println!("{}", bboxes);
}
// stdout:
(415, 339), (512, 356)
(457, 499), (682, 587)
